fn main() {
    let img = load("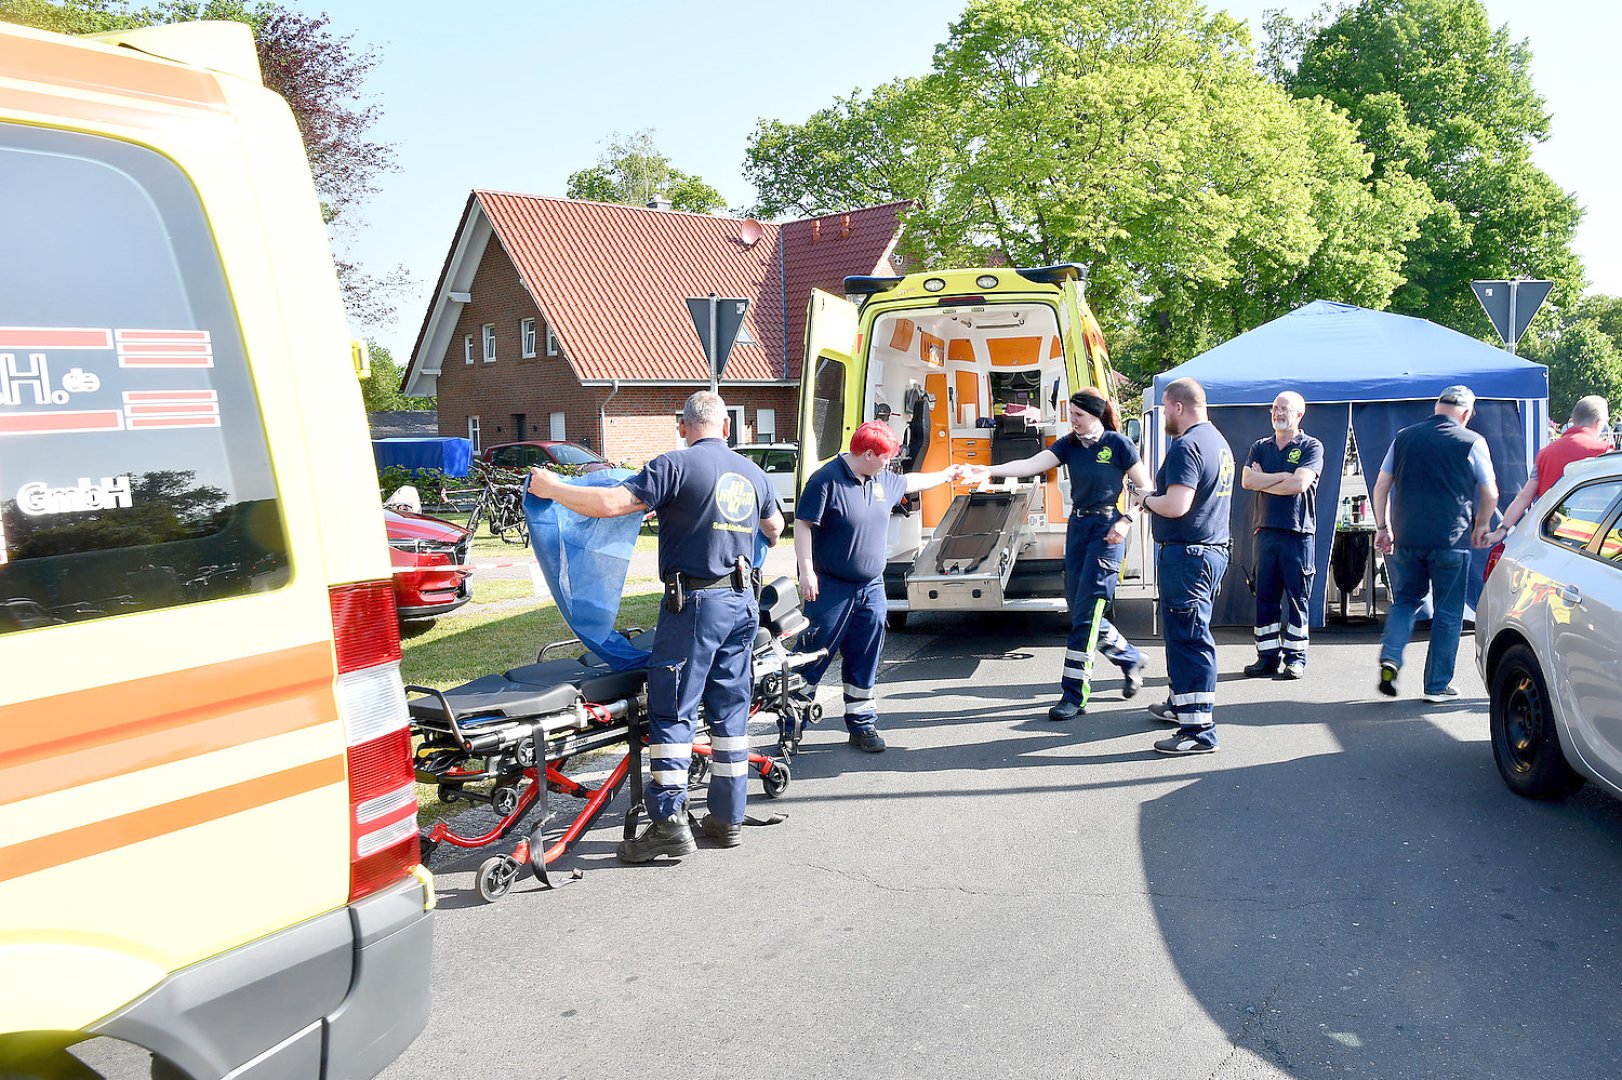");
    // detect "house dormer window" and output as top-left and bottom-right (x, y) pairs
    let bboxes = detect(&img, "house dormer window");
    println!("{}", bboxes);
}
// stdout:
(521, 317), (537, 358)
(546, 325), (559, 357)
(463, 333), (473, 365)
(482, 323), (496, 362)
